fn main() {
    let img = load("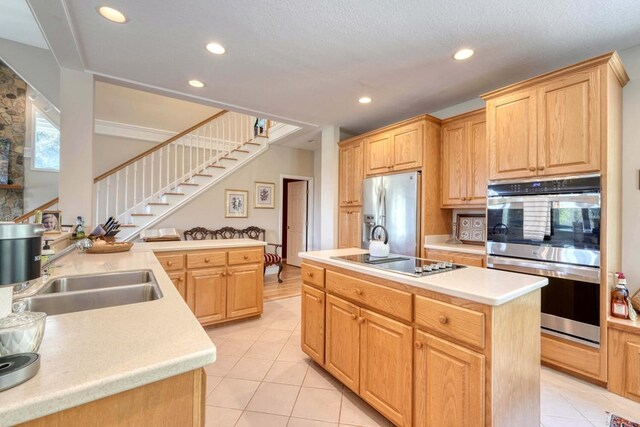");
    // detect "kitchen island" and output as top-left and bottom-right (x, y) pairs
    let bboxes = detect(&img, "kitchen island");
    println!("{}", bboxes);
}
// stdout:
(300, 248), (548, 427)
(0, 239), (264, 427)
